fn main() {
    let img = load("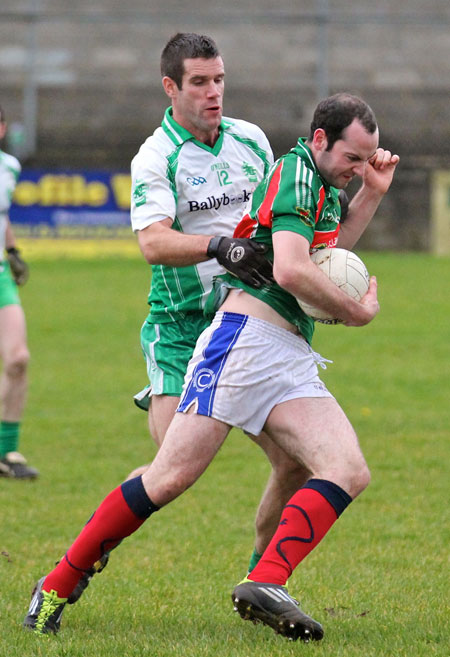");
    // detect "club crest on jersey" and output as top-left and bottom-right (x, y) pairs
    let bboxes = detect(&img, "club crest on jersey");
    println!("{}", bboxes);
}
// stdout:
(324, 210), (340, 224)
(193, 367), (216, 391)
(296, 206), (314, 227)
(242, 162), (258, 183)
(133, 180), (149, 207)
